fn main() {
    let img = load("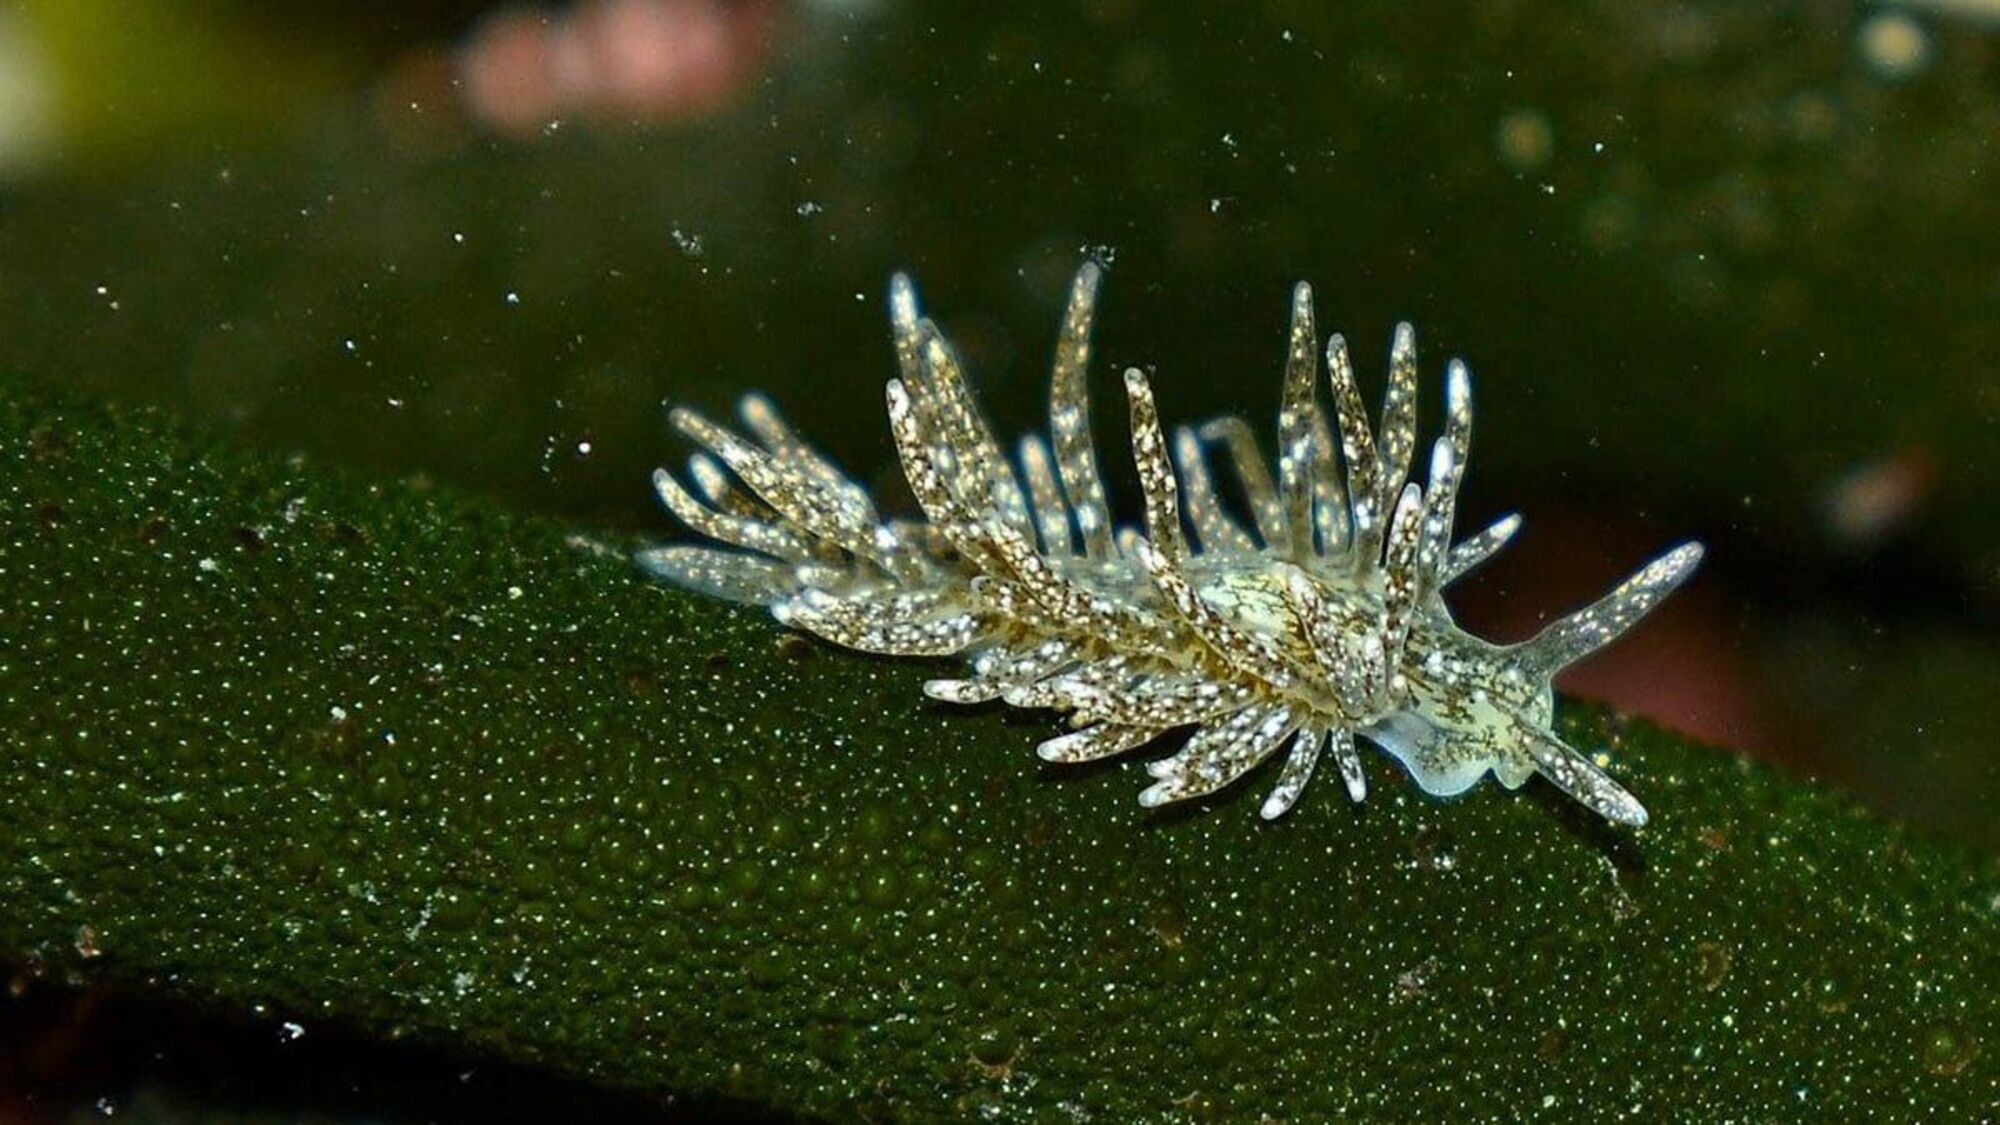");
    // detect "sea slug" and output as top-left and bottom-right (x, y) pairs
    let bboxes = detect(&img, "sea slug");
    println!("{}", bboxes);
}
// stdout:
(640, 264), (1701, 825)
